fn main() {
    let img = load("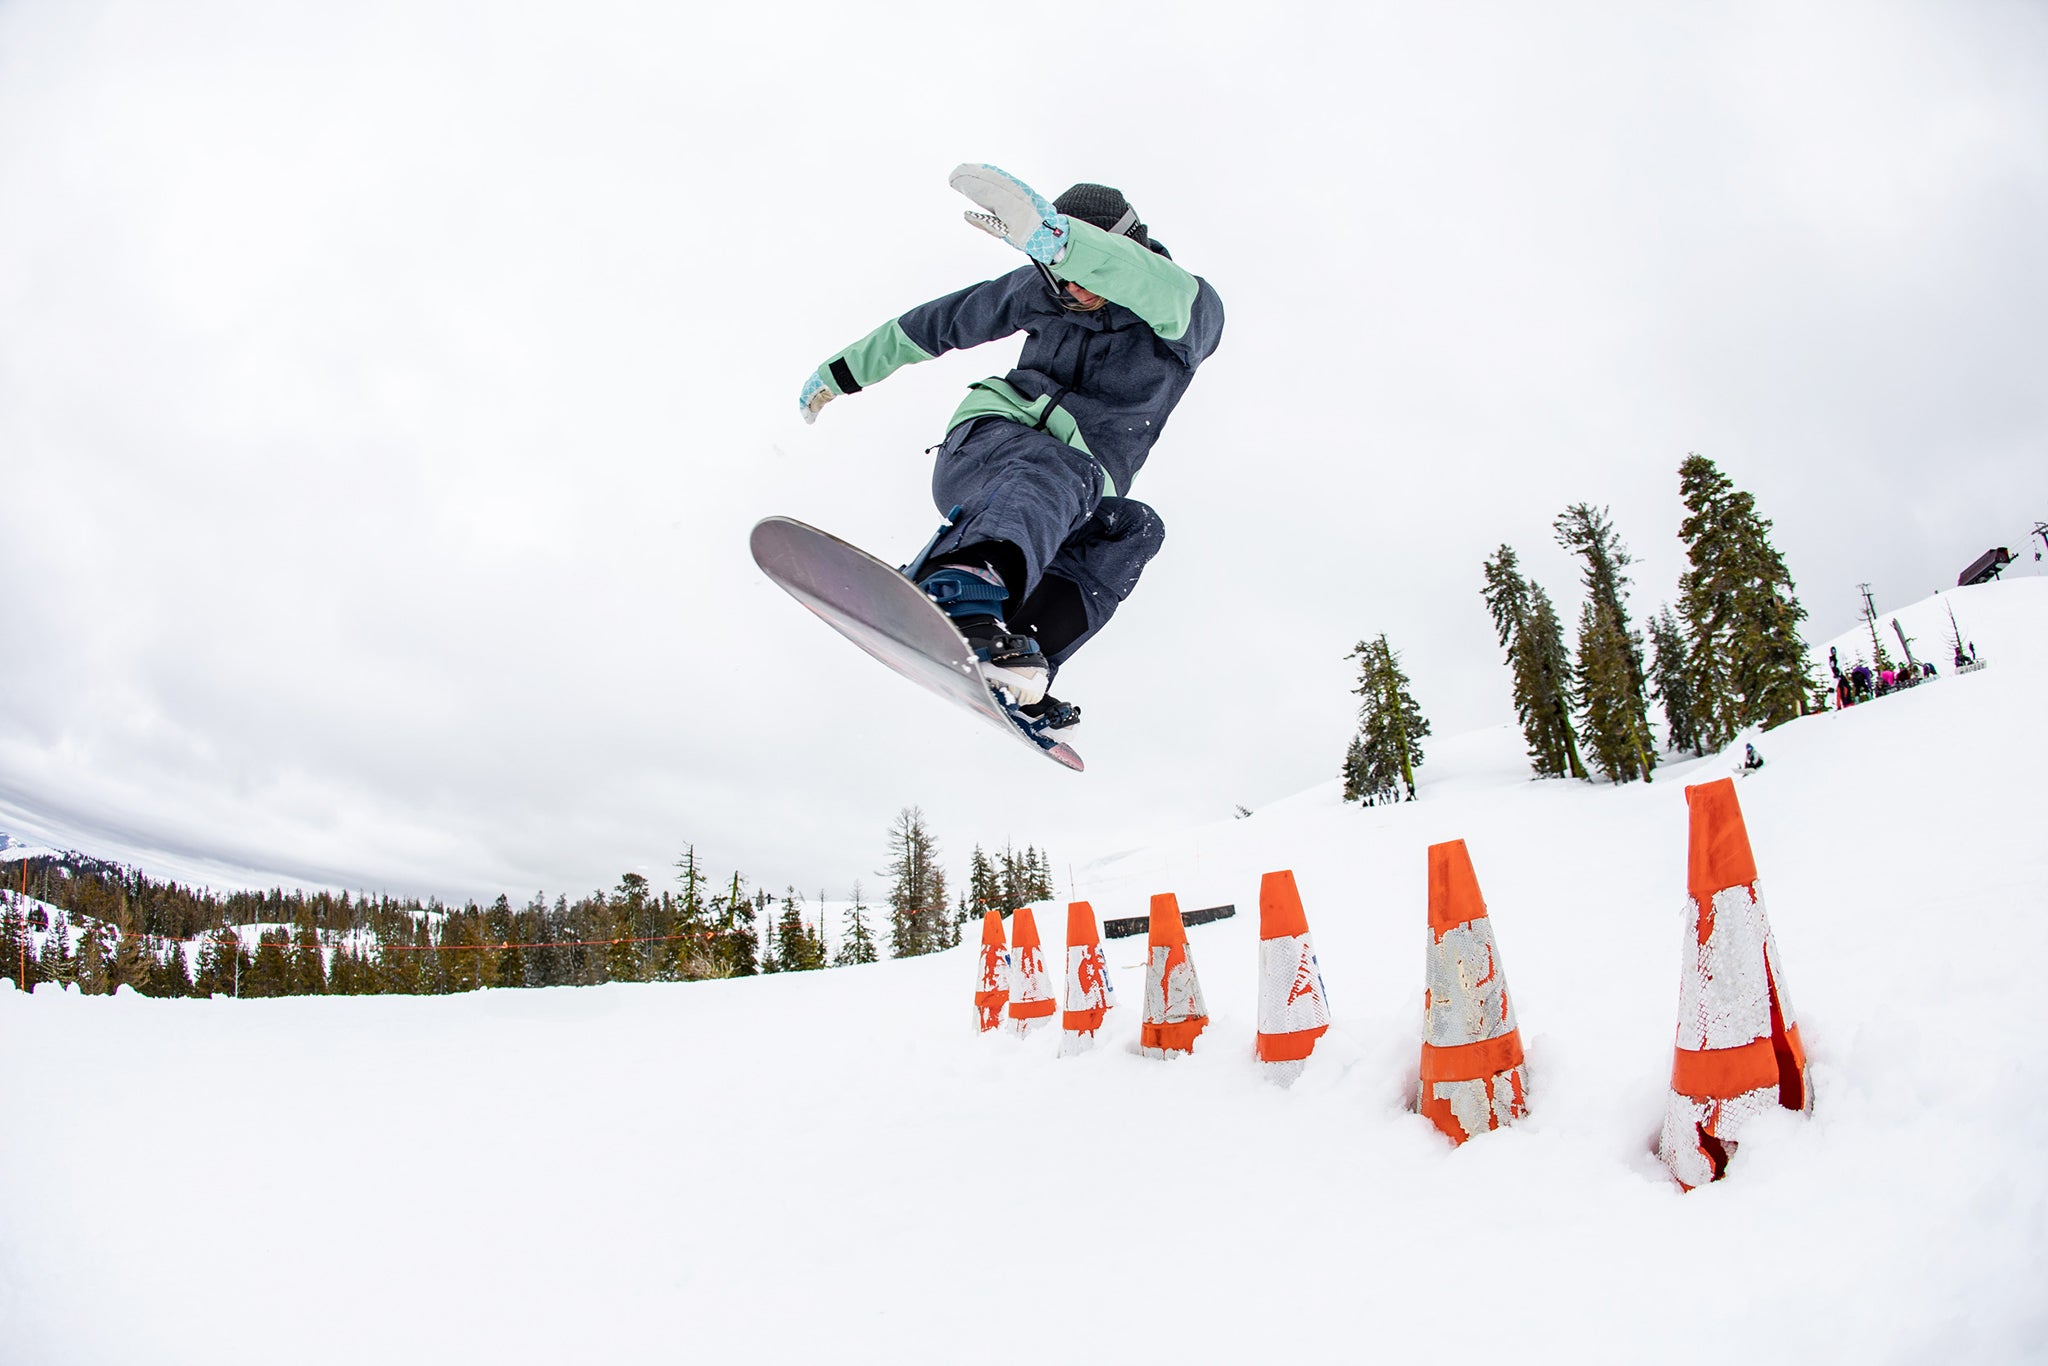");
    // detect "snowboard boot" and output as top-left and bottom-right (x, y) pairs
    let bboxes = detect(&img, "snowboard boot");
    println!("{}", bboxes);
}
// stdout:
(1018, 694), (1081, 738)
(917, 563), (1049, 706)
